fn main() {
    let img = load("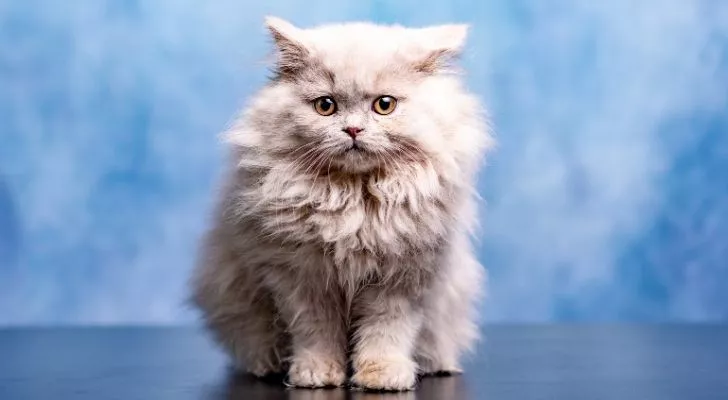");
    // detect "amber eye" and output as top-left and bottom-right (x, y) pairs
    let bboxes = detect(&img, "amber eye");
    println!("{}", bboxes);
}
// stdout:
(372, 96), (397, 115)
(313, 96), (337, 116)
